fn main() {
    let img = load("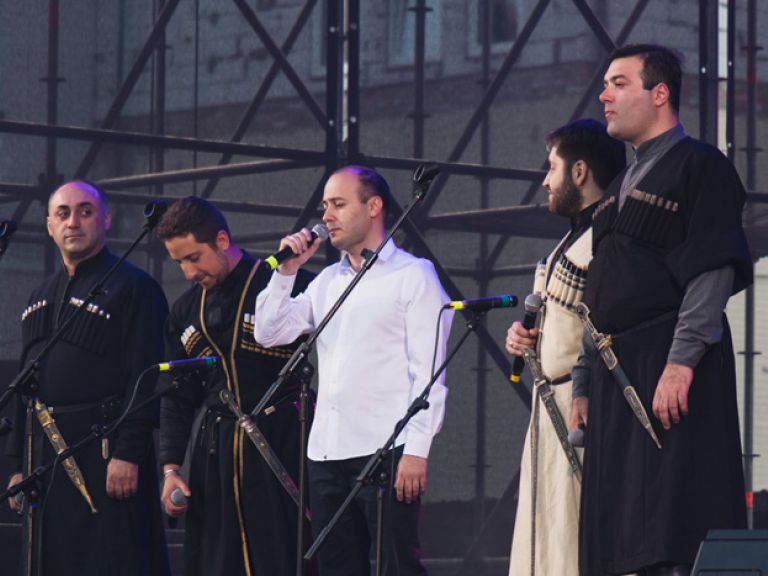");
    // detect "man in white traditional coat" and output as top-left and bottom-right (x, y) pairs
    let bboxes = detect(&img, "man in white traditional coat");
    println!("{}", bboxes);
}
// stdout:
(506, 119), (625, 576)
